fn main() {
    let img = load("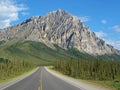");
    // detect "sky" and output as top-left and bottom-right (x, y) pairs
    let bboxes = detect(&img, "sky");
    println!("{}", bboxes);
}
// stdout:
(0, 0), (120, 50)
